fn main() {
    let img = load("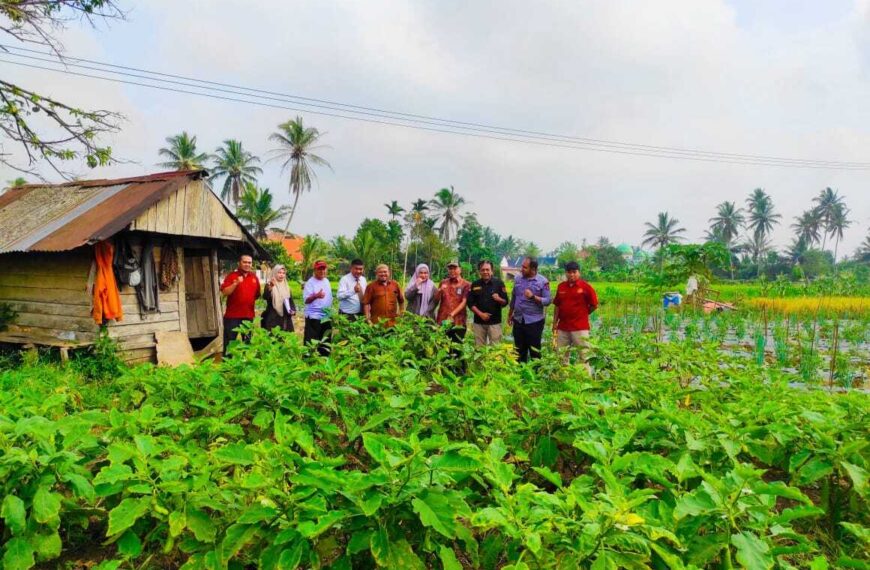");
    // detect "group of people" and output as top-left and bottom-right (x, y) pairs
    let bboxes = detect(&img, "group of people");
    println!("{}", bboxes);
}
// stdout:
(220, 254), (598, 365)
